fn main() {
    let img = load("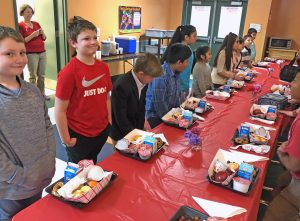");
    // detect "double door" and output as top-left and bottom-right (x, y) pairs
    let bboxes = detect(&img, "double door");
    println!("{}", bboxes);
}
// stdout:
(183, 0), (248, 63)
